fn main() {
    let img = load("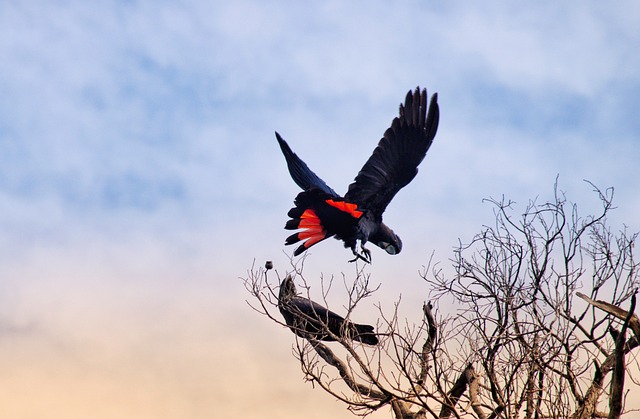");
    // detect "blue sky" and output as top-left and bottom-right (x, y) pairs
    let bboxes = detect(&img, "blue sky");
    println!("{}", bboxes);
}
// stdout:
(1, 2), (639, 418)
